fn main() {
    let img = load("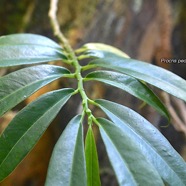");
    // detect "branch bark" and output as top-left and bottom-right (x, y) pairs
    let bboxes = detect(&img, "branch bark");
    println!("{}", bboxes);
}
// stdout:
(161, 92), (186, 136)
(48, 0), (73, 54)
